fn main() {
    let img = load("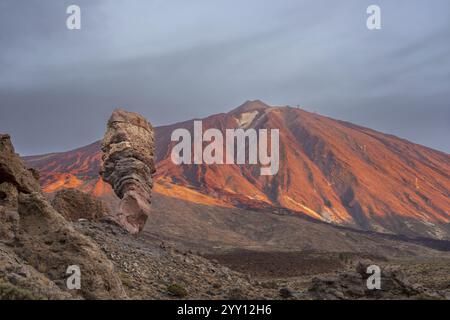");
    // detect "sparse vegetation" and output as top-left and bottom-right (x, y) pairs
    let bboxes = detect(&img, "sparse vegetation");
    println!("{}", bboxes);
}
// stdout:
(167, 283), (187, 298)
(0, 279), (41, 300)
(119, 273), (134, 289)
